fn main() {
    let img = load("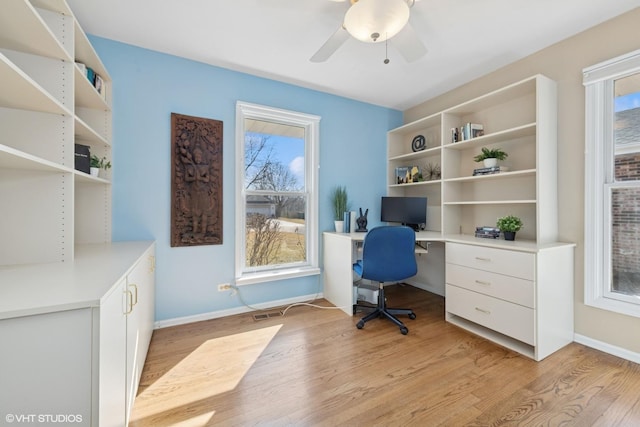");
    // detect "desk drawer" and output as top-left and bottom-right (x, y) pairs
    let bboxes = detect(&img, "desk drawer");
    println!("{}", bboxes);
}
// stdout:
(446, 263), (534, 308)
(446, 243), (535, 280)
(446, 284), (534, 345)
